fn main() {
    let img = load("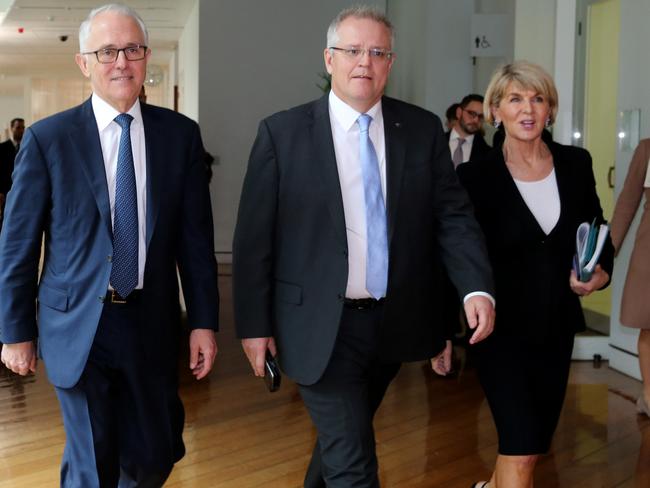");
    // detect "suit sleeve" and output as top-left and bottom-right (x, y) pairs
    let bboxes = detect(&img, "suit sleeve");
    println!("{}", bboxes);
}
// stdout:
(232, 120), (278, 339)
(610, 139), (649, 252)
(176, 123), (220, 331)
(0, 129), (50, 343)
(429, 117), (495, 299)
